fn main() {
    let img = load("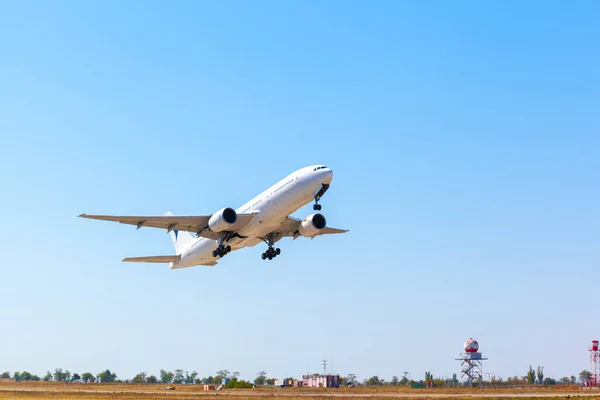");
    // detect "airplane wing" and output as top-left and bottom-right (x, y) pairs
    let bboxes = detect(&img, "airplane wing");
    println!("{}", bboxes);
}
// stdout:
(122, 255), (218, 267)
(123, 255), (181, 263)
(270, 216), (348, 240)
(79, 213), (256, 240)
